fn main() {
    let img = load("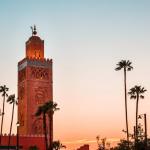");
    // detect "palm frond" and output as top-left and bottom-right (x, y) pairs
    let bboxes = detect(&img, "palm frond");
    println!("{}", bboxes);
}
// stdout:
(128, 85), (147, 100)
(130, 95), (136, 99)
(35, 106), (43, 116)
(127, 60), (131, 65)
(128, 88), (136, 95)
(52, 140), (66, 150)
(7, 94), (15, 103)
(129, 66), (133, 69)
(35, 100), (59, 117)
(141, 87), (147, 93)
(115, 66), (122, 71)
(55, 108), (60, 111)
(115, 60), (124, 71)
(140, 95), (144, 99)
(127, 68), (131, 71)
(127, 66), (133, 71)
(115, 60), (133, 72)
(0, 85), (9, 97)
